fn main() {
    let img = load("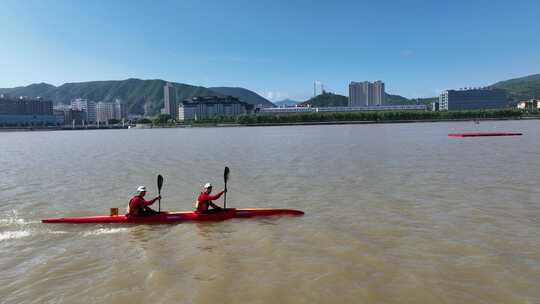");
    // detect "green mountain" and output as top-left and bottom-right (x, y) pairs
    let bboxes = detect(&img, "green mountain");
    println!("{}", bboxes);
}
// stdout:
(411, 97), (438, 106)
(300, 92), (420, 107)
(295, 73), (540, 108)
(490, 73), (540, 101)
(0, 82), (57, 98)
(4, 73), (536, 115)
(300, 92), (348, 107)
(209, 87), (274, 107)
(0, 79), (273, 115)
(404, 73), (540, 106)
(385, 93), (411, 105)
(382, 94), (436, 106)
